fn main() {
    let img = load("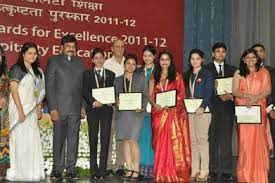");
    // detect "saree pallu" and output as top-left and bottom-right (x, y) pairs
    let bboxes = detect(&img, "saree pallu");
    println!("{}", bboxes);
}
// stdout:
(236, 68), (271, 183)
(151, 73), (191, 182)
